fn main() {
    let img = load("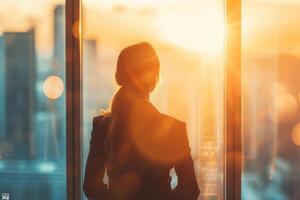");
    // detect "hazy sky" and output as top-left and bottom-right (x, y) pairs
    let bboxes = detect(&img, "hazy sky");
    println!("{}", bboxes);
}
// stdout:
(1, 0), (300, 55)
